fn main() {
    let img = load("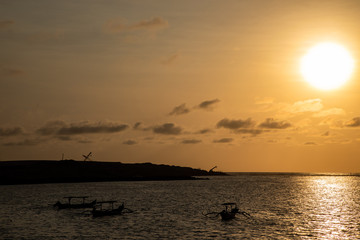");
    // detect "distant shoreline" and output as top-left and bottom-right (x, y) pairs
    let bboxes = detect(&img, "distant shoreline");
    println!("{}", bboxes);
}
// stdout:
(0, 160), (226, 185)
(226, 172), (360, 176)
